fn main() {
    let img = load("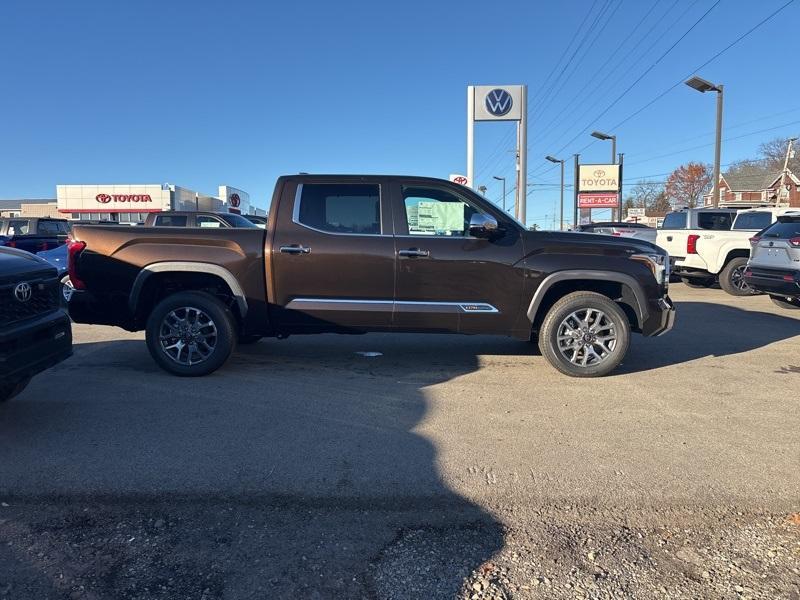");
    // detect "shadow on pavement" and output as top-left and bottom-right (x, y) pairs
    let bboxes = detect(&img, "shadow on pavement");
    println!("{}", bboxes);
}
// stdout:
(0, 334), (505, 599)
